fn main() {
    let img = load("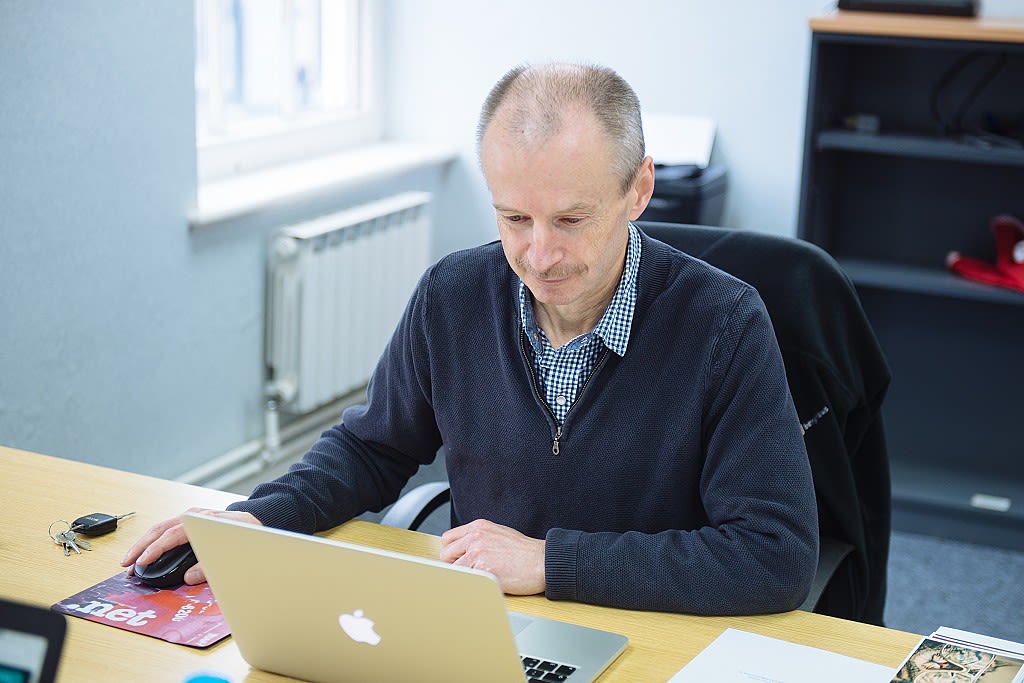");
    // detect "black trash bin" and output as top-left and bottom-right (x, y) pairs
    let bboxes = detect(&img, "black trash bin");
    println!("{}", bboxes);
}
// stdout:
(639, 164), (728, 226)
